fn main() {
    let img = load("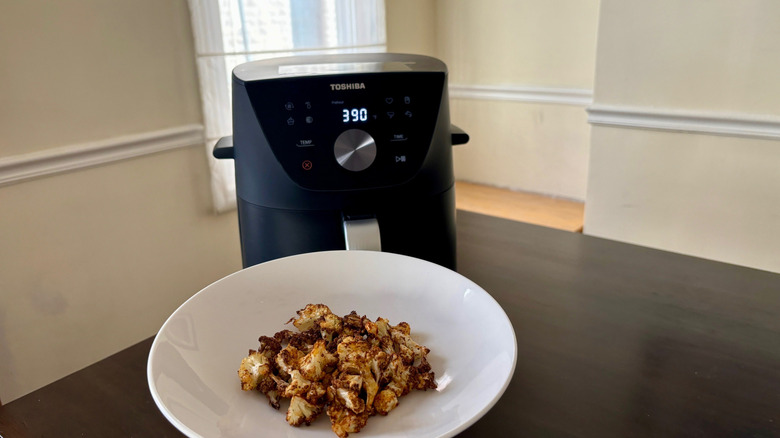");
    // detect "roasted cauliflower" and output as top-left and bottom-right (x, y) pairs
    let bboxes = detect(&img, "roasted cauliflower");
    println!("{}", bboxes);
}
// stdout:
(238, 303), (436, 437)
(237, 350), (271, 391)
